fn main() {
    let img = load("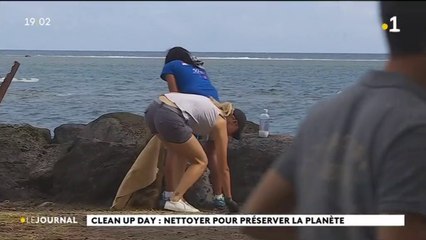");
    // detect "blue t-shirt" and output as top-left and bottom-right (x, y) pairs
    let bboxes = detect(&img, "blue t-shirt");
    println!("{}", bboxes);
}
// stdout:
(160, 60), (219, 101)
